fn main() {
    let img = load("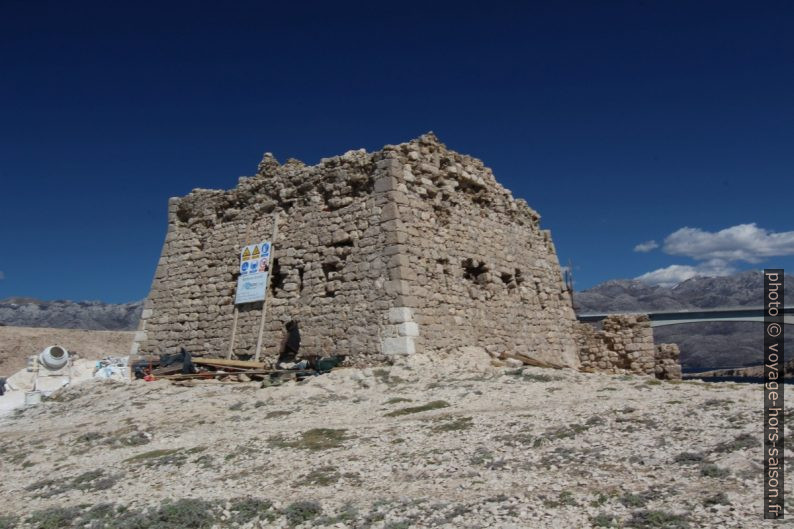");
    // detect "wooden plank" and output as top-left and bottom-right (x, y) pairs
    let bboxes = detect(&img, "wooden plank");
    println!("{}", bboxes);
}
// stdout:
(192, 357), (266, 369)
(228, 222), (253, 358)
(154, 366), (265, 379)
(255, 212), (279, 362)
(129, 354), (160, 363)
(158, 369), (275, 380)
(150, 364), (185, 376)
(226, 306), (239, 359)
(158, 368), (313, 380)
(503, 352), (564, 369)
